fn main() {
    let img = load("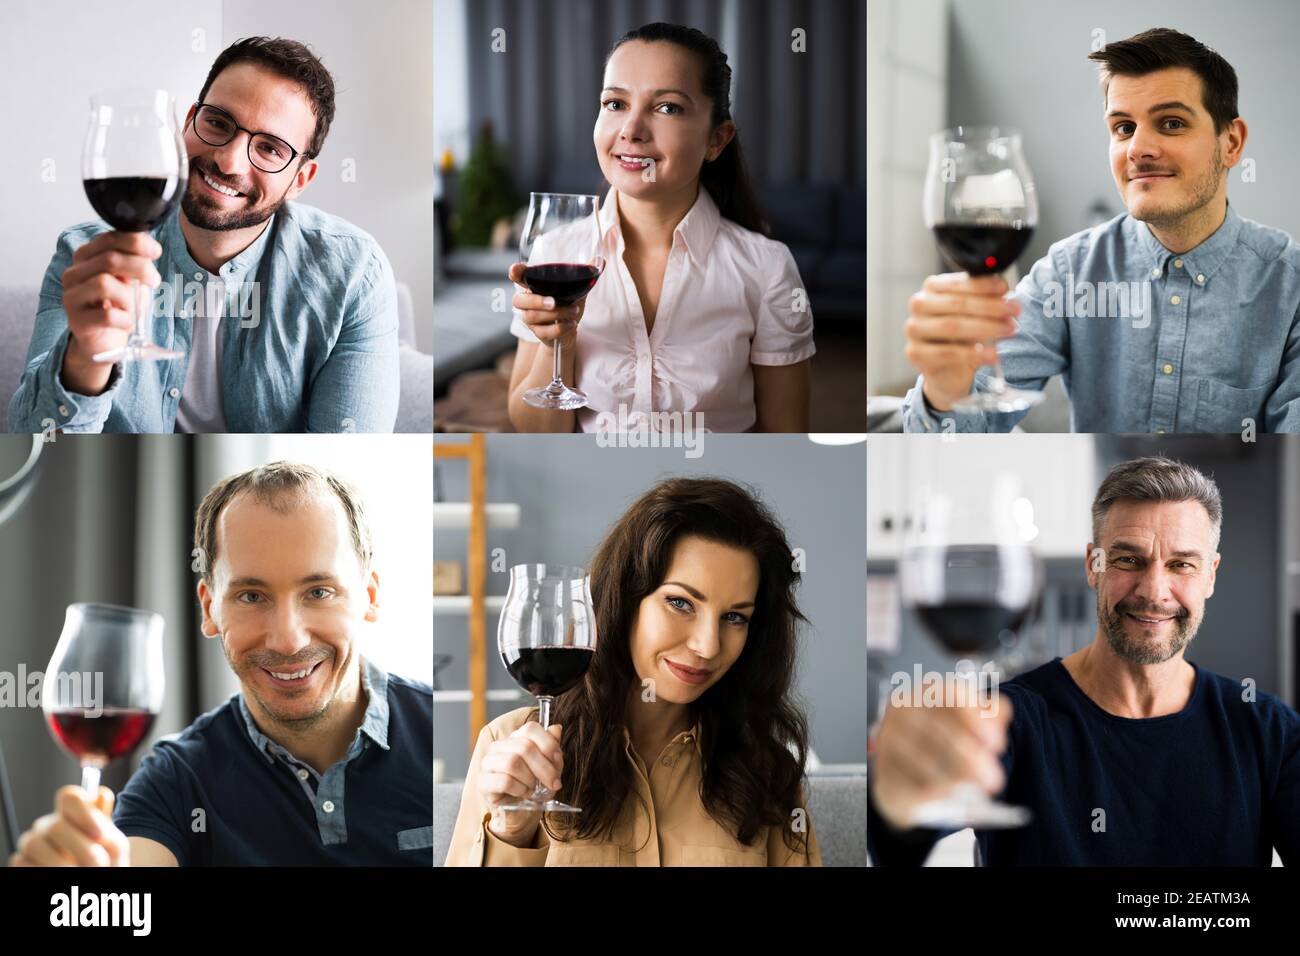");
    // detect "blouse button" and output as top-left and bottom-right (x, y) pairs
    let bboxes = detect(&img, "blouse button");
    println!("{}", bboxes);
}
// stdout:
(322, 800), (336, 813)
